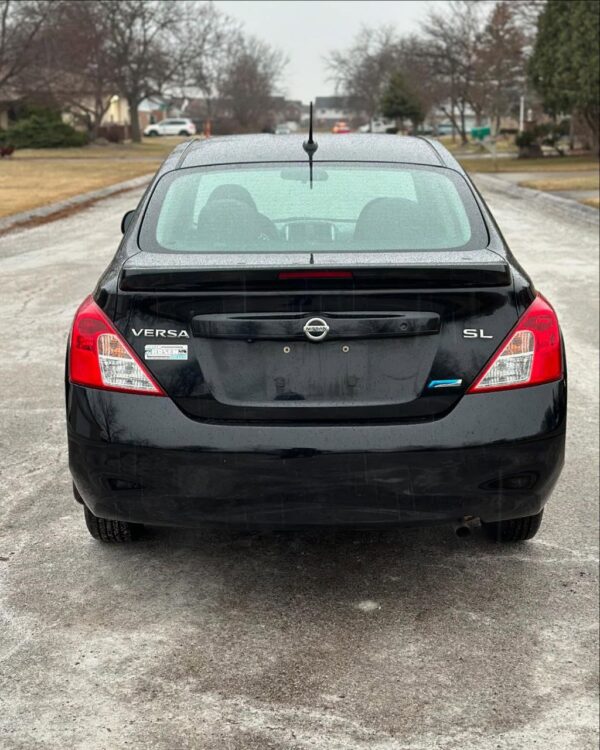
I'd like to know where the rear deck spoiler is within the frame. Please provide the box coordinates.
[119,264,511,294]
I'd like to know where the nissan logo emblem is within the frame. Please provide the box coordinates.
[303,317,330,342]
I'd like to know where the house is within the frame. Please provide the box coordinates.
[136,97,169,130]
[163,93,307,134]
[95,96,168,139]
[281,99,304,124]
[314,96,353,128]
[267,97,304,125]
[426,102,484,136]
[101,95,129,127]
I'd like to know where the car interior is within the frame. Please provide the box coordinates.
[150,166,477,253]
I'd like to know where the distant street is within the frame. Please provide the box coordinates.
[0,184,598,750]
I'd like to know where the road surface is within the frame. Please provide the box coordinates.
[0,184,598,750]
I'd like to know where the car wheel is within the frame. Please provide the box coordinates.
[178,130,189,136]
[147,130,158,137]
[483,509,543,542]
[83,505,141,543]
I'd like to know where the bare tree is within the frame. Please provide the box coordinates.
[171,3,241,124]
[104,0,201,142]
[420,1,485,143]
[395,34,446,129]
[219,35,287,131]
[476,1,527,134]
[324,2,533,140]
[0,0,54,98]
[326,26,400,120]
[511,0,547,46]
[39,1,117,137]
[36,0,235,140]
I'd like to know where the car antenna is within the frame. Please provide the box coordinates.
[302,101,318,189]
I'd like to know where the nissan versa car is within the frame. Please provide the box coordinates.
[65,133,566,544]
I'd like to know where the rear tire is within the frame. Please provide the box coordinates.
[483,509,543,542]
[83,505,141,543]
[178,130,189,136]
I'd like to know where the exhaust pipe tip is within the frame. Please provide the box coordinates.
[453,516,481,538]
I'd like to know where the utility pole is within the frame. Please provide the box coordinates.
[519,95,525,133]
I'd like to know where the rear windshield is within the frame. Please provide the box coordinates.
[139,162,488,253]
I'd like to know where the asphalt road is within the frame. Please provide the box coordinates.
[0,184,598,750]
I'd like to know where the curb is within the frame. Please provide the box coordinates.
[472,173,599,227]
[0,174,152,234]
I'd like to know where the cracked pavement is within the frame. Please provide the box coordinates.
[0,182,598,749]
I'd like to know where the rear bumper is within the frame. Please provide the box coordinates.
[67,381,566,528]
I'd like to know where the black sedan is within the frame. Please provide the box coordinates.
[66,133,566,543]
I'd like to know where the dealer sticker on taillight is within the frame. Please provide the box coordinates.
[144,344,188,361]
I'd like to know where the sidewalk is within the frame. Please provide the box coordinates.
[472,172,599,226]
[488,169,599,208]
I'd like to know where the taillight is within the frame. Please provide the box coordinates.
[69,296,165,395]
[468,294,563,393]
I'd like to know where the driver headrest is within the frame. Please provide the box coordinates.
[207,184,257,212]
[354,197,427,247]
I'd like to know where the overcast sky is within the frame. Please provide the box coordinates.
[214,1,434,103]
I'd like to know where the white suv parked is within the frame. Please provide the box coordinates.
[144,118,196,137]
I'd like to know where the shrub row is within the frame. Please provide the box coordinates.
[0,115,88,149]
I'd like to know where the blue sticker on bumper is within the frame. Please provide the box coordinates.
[428,379,463,389]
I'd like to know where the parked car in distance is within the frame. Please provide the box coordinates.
[144,118,196,137]
[331,121,351,134]
[66,133,566,545]
[358,118,396,134]
[434,123,455,137]
[275,124,292,135]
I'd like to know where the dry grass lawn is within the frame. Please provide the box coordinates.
[0,137,189,218]
[582,196,600,208]
[13,136,186,161]
[459,155,599,173]
[518,174,600,192]
[438,135,518,155]
[0,158,158,218]
[1,133,599,220]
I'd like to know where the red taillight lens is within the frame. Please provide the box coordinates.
[468,294,563,393]
[69,296,165,396]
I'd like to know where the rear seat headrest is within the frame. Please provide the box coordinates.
[354,196,427,247]
[196,198,264,245]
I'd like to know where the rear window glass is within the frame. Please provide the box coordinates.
[139,162,488,253]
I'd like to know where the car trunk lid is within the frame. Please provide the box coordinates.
[113,251,516,422]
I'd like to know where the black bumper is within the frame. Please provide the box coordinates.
[66,381,566,528]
